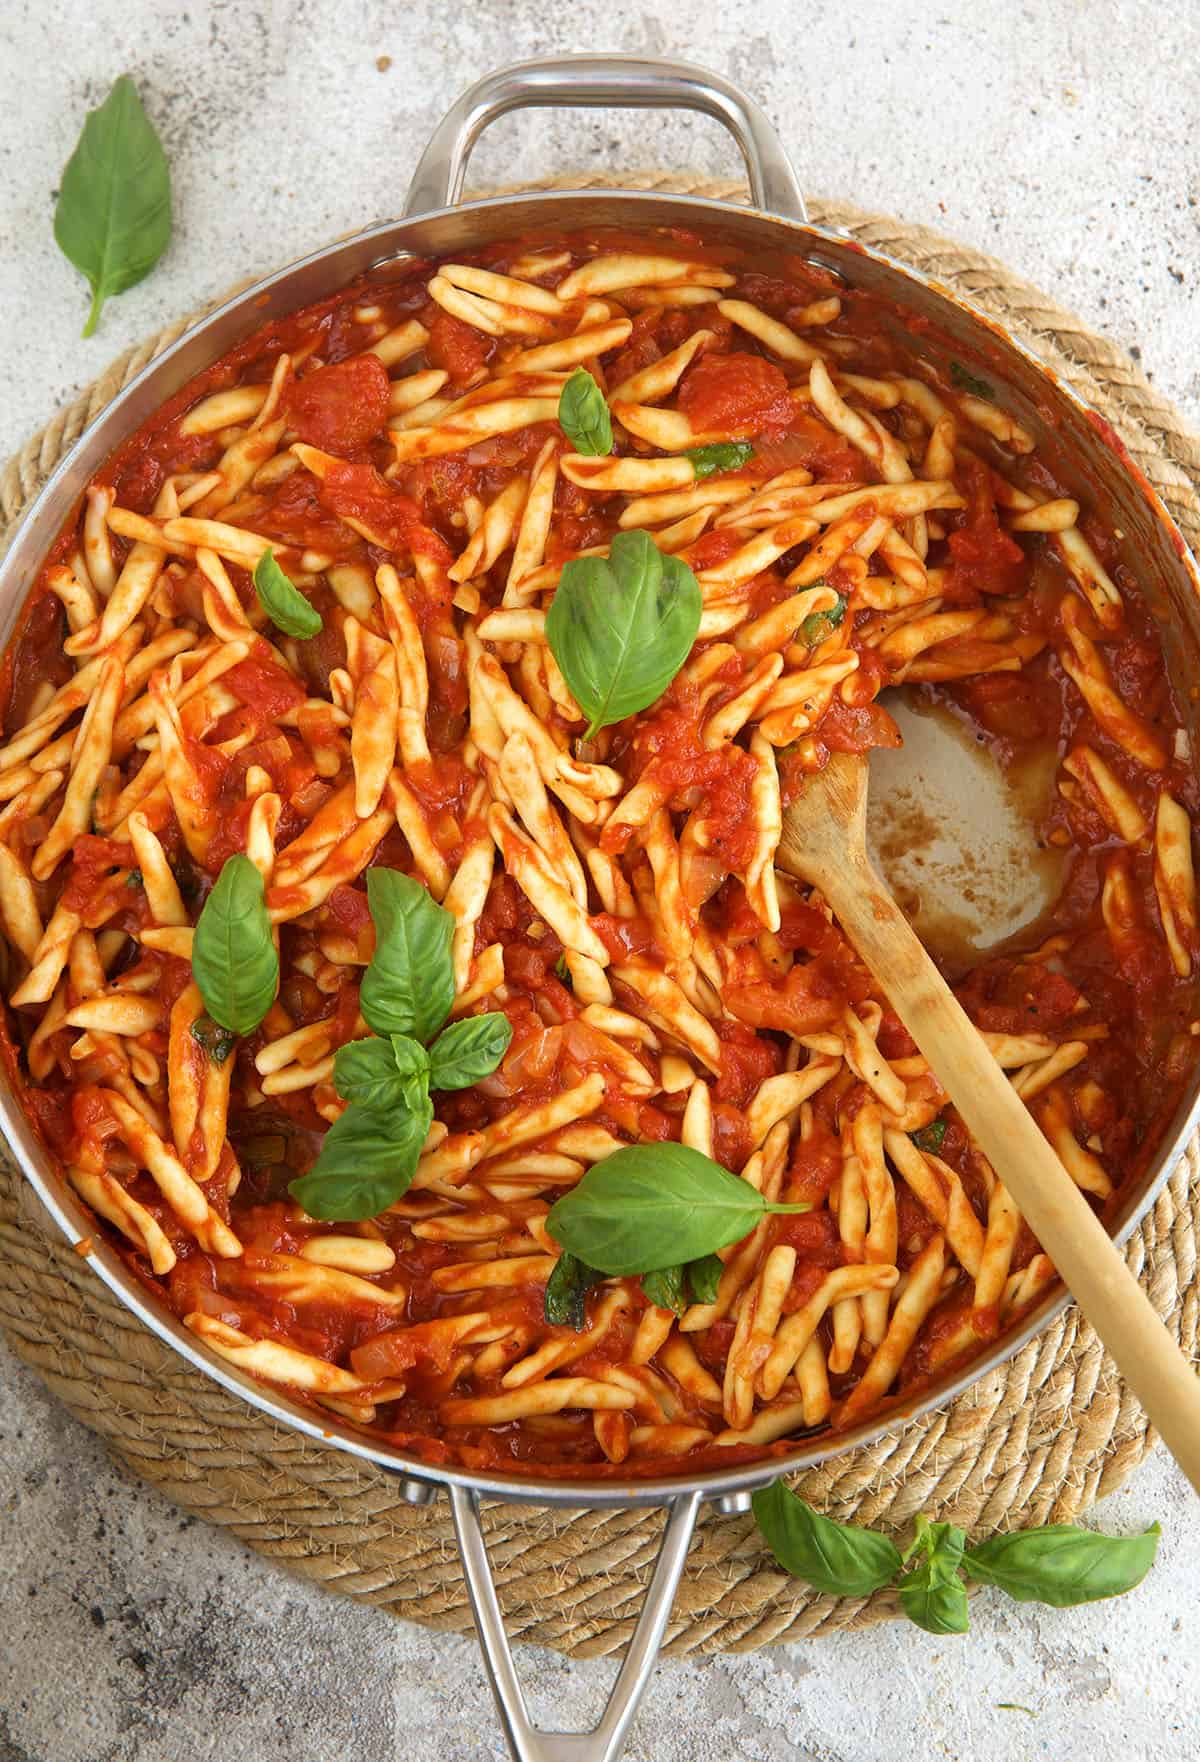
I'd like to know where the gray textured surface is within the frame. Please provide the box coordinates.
[1,3,1199,1759]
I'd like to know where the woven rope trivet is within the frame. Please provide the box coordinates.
[2,177,1199,1658]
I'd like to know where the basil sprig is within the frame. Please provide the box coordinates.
[558,368,613,455]
[545,1143,811,1275]
[192,855,278,1037]
[253,549,323,640]
[685,440,754,480]
[753,1482,1161,1634]
[54,76,172,338]
[332,1035,430,1109]
[288,870,512,1222]
[897,1517,970,1634]
[545,530,702,738]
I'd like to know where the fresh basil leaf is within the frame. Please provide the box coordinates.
[390,1033,434,1082]
[558,368,613,455]
[54,75,172,337]
[428,1013,512,1090]
[545,530,702,738]
[190,1014,236,1065]
[643,1254,724,1311]
[191,854,278,1037]
[127,868,143,888]
[554,954,572,985]
[289,1095,432,1221]
[544,1251,604,1331]
[964,1522,1160,1607]
[897,1517,970,1635]
[359,868,454,1044]
[546,1143,809,1275]
[641,1264,686,1313]
[752,1481,903,1598]
[798,591,847,646]
[898,1559,970,1635]
[910,1118,947,1154]
[686,440,754,480]
[333,1035,429,1109]
[950,360,996,401]
[252,548,323,640]
[686,1252,724,1305]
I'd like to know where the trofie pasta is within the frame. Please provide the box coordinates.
[1,227,1197,1476]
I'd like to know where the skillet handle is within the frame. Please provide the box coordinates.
[404,55,807,222]
[450,1484,702,1762]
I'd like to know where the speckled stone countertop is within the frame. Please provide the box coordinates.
[2,4,1199,1759]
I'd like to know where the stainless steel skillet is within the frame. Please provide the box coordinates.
[3,54,1200,1762]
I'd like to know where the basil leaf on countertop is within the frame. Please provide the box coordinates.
[686,440,754,480]
[191,854,278,1037]
[964,1522,1160,1607]
[544,1250,605,1331]
[359,868,455,1044]
[545,529,702,738]
[752,1481,903,1599]
[546,1143,811,1275]
[54,75,172,337]
[428,1012,513,1091]
[289,1092,433,1222]
[558,368,613,456]
[897,1518,970,1635]
[253,548,323,640]
[333,1035,430,1110]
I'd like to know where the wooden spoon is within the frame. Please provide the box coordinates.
[778,751,1200,1494]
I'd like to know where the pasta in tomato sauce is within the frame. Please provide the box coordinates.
[1,226,1197,1476]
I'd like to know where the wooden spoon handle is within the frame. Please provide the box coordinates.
[822,851,1200,1494]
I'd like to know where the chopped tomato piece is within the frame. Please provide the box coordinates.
[286,353,391,452]
[677,351,793,436]
[725,965,843,1036]
[591,913,656,962]
[817,697,903,754]
[785,1126,844,1203]
[225,648,307,718]
[713,1020,781,1107]
[427,311,494,385]
[945,456,1027,596]
[60,836,136,909]
[324,885,372,934]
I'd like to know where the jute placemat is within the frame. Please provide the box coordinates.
[2,178,1198,1657]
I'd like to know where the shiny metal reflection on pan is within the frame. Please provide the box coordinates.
[3,55,1200,1762]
